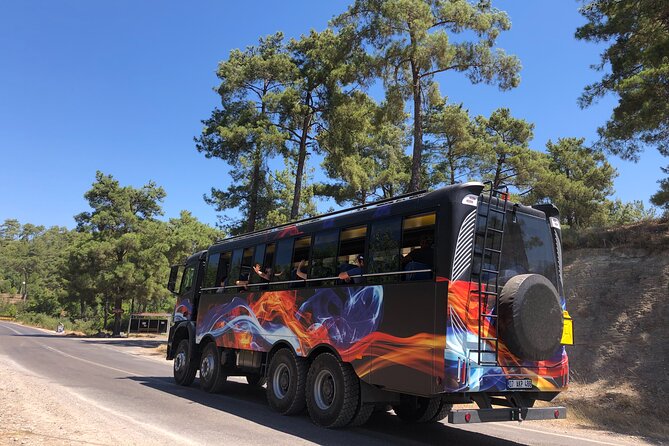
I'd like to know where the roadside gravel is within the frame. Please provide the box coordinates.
[0,336,176,446]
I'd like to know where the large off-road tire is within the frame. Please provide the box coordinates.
[498,274,563,361]
[428,399,453,423]
[199,343,227,393]
[246,373,267,387]
[349,402,374,427]
[173,339,197,387]
[266,348,307,415]
[393,395,441,423]
[306,353,360,428]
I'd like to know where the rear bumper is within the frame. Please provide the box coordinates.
[448,406,566,424]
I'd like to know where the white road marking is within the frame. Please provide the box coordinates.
[42,344,142,376]
[0,322,25,335]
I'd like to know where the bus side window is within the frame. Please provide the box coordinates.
[401,212,436,280]
[290,236,312,288]
[237,246,255,290]
[271,238,294,289]
[337,225,367,284]
[368,217,402,283]
[217,251,231,288]
[248,244,266,288]
[203,253,220,288]
[226,249,244,292]
[311,229,339,285]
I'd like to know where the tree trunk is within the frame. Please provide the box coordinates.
[112,296,123,336]
[449,148,456,185]
[409,63,423,192]
[103,296,109,333]
[247,150,262,233]
[291,114,311,220]
[493,156,505,189]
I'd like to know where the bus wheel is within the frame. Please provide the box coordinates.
[393,395,440,423]
[306,353,359,428]
[428,399,453,423]
[349,402,374,427]
[266,348,307,415]
[173,339,197,386]
[199,343,227,393]
[246,373,267,387]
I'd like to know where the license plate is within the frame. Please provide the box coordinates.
[507,378,533,390]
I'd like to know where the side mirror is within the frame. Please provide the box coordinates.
[167,265,181,293]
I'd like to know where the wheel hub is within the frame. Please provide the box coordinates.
[314,370,336,410]
[174,351,186,372]
[201,354,214,381]
[273,363,290,399]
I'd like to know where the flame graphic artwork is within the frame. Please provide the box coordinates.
[196,286,443,379]
[194,280,567,392]
[174,299,192,322]
[445,280,569,392]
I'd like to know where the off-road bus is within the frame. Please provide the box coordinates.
[166,182,573,428]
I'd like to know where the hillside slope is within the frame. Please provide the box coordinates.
[558,223,668,440]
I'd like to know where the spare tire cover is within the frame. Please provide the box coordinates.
[498,274,563,361]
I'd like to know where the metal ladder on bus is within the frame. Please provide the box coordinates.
[470,182,509,366]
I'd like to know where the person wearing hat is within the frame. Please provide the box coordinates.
[338,255,365,284]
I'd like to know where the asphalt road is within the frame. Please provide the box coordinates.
[0,321,633,446]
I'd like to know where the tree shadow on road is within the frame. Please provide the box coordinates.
[125,376,524,446]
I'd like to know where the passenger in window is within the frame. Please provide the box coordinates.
[290,259,309,288]
[402,236,434,280]
[402,236,434,267]
[252,263,273,282]
[295,259,308,280]
[338,255,365,284]
[235,273,250,290]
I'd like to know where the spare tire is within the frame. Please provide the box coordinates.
[498,274,563,361]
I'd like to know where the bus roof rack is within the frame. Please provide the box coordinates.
[213,188,429,247]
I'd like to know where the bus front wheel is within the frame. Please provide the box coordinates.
[173,339,197,386]
[266,348,307,415]
[199,342,227,393]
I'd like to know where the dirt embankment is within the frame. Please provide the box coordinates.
[558,222,669,441]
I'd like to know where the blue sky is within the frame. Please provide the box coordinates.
[0,1,664,229]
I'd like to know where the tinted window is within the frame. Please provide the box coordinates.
[272,238,294,286]
[249,244,266,286]
[218,251,231,286]
[500,213,558,288]
[291,236,311,285]
[227,249,244,288]
[204,253,220,288]
[312,229,339,280]
[179,266,195,294]
[239,246,255,283]
[368,218,401,278]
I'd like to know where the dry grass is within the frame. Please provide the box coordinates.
[563,219,669,251]
[153,344,167,356]
[544,380,669,442]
